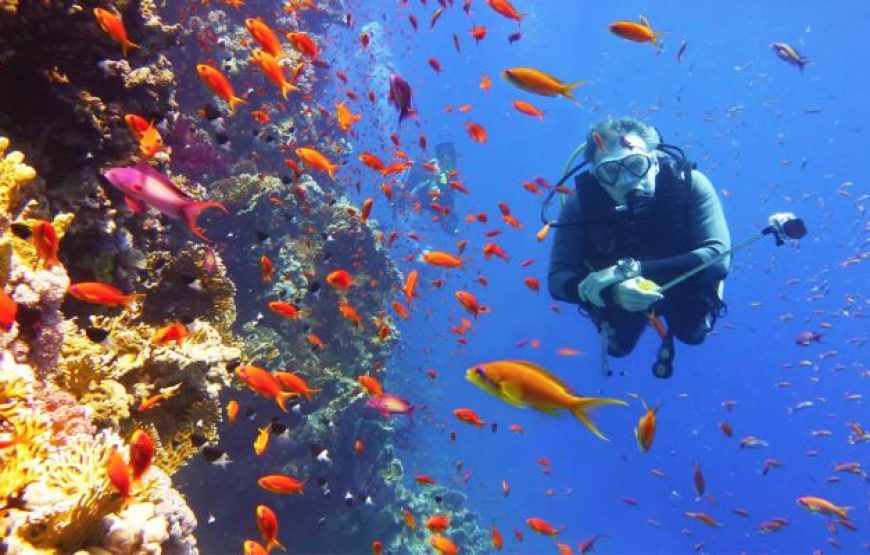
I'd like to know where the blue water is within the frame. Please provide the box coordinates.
[182,1,870,552]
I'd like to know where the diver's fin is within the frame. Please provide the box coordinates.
[570,396,629,441]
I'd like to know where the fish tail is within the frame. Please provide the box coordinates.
[122,293,146,309]
[122,39,141,58]
[280,80,299,100]
[228,95,247,115]
[182,200,229,243]
[651,31,667,48]
[267,538,287,552]
[561,81,588,103]
[275,391,298,413]
[570,396,628,441]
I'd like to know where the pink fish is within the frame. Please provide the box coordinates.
[388,74,416,125]
[102,166,228,243]
[366,393,415,418]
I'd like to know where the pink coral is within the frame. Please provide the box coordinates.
[30,380,95,445]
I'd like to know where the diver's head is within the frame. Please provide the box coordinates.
[435,142,457,172]
[585,117,661,204]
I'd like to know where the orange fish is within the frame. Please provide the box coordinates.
[236,365,297,413]
[268,301,303,320]
[336,101,362,132]
[491,525,503,550]
[466,122,488,143]
[260,255,274,283]
[138,383,182,413]
[258,474,306,495]
[480,74,492,90]
[68,282,144,308]
[286,32,320,57]
[371,540,383,555]
[358,152,388,174]
[486,0,526,23]
[634,399,661,453]
[243,541,268,555]
[470,25,488,43]
[31,220,60,268]
[454,407,486,428]
[483,242,509,262]
[360,198,374,223]
[415,474,436,485]
[403,270,419,306]
[306,333,325,350]
[93,8,139,57]
[402,508,416,529]
[526,517,564,536]
[610,19,664,47]
[196,64,246,115]
[296,147,338,180]
[274,371,320,400]
[124,113,151,138]
[392,301,410,320]
[128,429,154,483]
[106,447,132,497]
[455,290,487,319]
[512,100,545,119]
[502,67,585,101]
[426,514,451,533]
[245,18,283,58]
[354,439,364,455]
[253,425,271,456]
[429,535,458,555]
[251,50,299,100]
[338,300,362,327]
[358,374,383,396]
[796,496,850,519]
[422,250,463,268]
[523,277,540,292]
[326,269,353,290]
[138,124,165,158]
[227,399,240,422]
[152,321,188,346]
[256,505,286,553]
[684,512,722,527]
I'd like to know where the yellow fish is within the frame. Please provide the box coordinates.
[466,360,627,440]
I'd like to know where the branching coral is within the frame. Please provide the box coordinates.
[0,136,37,218]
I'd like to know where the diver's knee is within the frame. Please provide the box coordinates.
[675,328,706,346]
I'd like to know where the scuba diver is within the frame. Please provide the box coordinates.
[546,117,731,378]
[395,142,459,235]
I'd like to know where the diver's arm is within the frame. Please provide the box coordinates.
[639,170,731,284]
[547,194,587,304]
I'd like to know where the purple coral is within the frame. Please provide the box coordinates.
[167,116,228,179]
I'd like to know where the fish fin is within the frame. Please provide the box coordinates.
[124,195,148,214]
[181,200,228,243]
[267,538,287,552]
[499,382,526,408]
[570,396,629,441]
[121,293,146,310]
[228,95,247,115]
[275,391,298,413]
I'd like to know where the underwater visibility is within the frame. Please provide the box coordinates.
[0,0,868,553]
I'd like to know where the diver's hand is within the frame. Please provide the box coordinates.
[577,266,621,307]
[614,277,664,312]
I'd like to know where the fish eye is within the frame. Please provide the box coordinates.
[474,367,485,376]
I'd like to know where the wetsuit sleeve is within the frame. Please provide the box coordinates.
[639,170,731,285]
[547,194,587,304]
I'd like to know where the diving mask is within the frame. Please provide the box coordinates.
[594,153,653,188]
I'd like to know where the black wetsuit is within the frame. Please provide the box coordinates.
[547,162,731,356]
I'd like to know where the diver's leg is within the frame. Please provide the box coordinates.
[601,308,647,357]
[662,293,712,346]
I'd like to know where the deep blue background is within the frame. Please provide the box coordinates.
[365,1,870,553]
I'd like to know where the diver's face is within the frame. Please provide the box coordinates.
[593,133,658,203]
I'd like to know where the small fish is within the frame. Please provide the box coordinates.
[0,288,16,331]
[526,517,564,536]
[771,42,809,71]
[326,269,353,290]
[453,408,486,428]
[138,383,182,412]
[93,8,139,57]
[152,321,188,346]
[245,18,283,58]
[466,122,488,143]
[128,429,154,483]
[634,399,661,453]
[68,282,144,309]
[196,64,246,115]
[389,74,416,124]
[609,18,664,47]
[502,67,585,101]
[366,393,414,418]
[258,474,307,495]
[485,0,526,24]
[106,447,132,497]
[296,147,339,180]
[31,220,60,268]
[677,40,688,62]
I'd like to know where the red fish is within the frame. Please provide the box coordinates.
[93,8,139,57]
[236,365,297,413]
[256,505,286,553]
[258,474,306,495]
[128,429,154,483]
[68,282,143,309]
[486,0,526,24]
[454,408,486,428]
[0,287,17,331]
[106,448,132,497]
[196,64,246,115]
[326,269,353,290]
[31,220,60,268]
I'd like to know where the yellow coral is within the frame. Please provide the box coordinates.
[0,136,37,217]
[18,431,125,550]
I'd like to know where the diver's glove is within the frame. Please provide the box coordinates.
[613,277,664,312]
[577,265,622,307]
